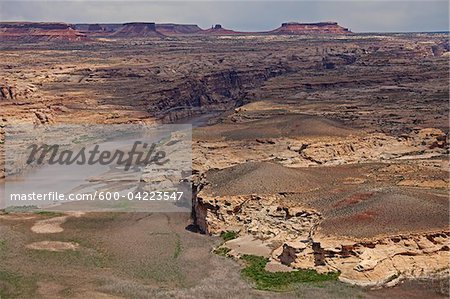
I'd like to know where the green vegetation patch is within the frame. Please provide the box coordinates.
[173,236,182,259]
[4,206,38,213]
[27,247,109,269]
[62,212,121,230]
[241,255,339,291]
[0,270,37,298]
[34,211,65,217]
[220,231,238,242]
[213,247,231,257]
[0,239,6,251]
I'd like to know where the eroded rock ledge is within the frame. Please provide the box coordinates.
[194,194,321,240]
[276,231,449,287]
[194,191,449,287]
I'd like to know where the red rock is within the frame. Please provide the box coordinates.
[271,22,351,35]
[0,21,352,41]
[155,23,202,35]
[0,22,88,42]
[112,22,164,38]
[74,23,122,34]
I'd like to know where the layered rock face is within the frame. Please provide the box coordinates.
[276,232,449,287]
[76,23,203,37]
[87,24,103,32]
[0,84,15,101]
[271,22,351,34]
[0,21,351,40]
[74,23,122,33]
[112,22,163,38]
[199,191,449,286]
[0,22,87,42]
[155,23,203,35]
[194,159,449,287]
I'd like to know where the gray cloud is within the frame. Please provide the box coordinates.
[0,1,448,32]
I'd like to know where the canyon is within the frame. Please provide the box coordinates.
[0,21,449,298]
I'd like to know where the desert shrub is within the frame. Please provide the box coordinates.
[241,255,339,291]
[220,231,238,242]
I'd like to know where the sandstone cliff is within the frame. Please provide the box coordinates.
[271,22,351,35]
[111,22,164,38]
[0,22,88,42]
[1,21,351,40]
[156,23,203,35]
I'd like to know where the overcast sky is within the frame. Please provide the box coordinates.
[0,1,448,33]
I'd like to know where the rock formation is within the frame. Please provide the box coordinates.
[271,22,351,34]
[155,23,203,35]
[111,22,164,38]
[275,232,449,287]
[74,23,122,33]
[0,22,88,42]
[193,159,449,287]
[0,85,15,101]
[202,24,241,35]
[1,21,352,40]
[87,24,103,32]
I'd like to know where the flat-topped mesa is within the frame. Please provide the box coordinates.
[74,23,122,33]
[112,22,164,37]
[126,22,156,31]
[87,24,103,32]
[155,23,202,35]
[0,21,352,40]
[0,22,88,42]
[272,21,351,34]
[0,22,73,30]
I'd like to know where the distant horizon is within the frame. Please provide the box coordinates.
[1,19,449,34]
[0,1,449,33]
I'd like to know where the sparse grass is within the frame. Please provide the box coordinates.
[62,212,121,230]
[213,231,237,257]
[173,236,182,259]
[113,200,131,210]
[27,247,109,269]
[135,262,185,286]
[33,210,65,217]
[0,239,6,251]
[240,255,339,291]
[59,287,75,297]
[213,247,231,257]
[4,206,38,213]
[132,233,186,286]
[0,270,37,298]
[220,231,238,242]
